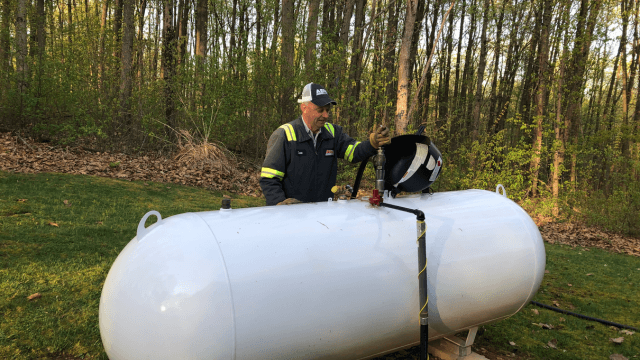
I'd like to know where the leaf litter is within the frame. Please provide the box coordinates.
[0,132,262,197]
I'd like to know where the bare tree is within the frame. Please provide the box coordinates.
[162,0,177,135]
[280,0,295,122]
[530,0,553,197]
[304,0,320,79]
[16,0,28,93]
[471,0,490,142]
[395,0,419,134]
[119,0,135,129]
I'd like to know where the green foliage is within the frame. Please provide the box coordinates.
[437,125,533,202]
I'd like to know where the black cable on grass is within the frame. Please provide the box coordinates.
[530,301,638,331]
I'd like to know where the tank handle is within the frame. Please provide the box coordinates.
[495,184,507,198]
[137,210,162,241]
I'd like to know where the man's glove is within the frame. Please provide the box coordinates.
[369,125,391,149]
[277,198,302,205]
[331,185,352,200]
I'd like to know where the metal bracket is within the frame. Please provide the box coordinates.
[428,327,488,360]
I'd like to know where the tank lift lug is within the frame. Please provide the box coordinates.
[428,327,489,360]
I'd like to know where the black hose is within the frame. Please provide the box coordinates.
[379,202,425,221]
[350,156,371,199]
[530,301,638,331]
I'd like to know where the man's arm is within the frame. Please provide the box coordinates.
[333,124,377,163]
[260,129,288,205]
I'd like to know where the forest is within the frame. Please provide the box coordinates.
[0,0,638,234]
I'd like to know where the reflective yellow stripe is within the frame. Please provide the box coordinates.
[344,141,360,162]
[324,123,335,137]
[260,167,285,180]
[278,124,297,141]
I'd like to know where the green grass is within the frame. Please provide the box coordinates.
[0,171,264,359]
[474,244,640,359]
[1,171,638,359]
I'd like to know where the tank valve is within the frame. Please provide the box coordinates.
[369,147,386,206]
[221,196,231,210]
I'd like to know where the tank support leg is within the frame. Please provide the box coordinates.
[428,327,489,360]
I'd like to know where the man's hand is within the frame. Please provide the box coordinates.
[277,198,302,205]
[331,185,352,200]
[369,125,391,149]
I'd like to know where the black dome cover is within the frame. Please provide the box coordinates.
[382,135,443,193]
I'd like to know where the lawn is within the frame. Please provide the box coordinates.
[1,171,638,359]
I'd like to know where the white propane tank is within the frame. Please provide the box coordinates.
[99,189,545,360]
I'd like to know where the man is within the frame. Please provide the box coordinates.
[260,82,390,205]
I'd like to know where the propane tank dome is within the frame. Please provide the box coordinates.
[383,135,443,194]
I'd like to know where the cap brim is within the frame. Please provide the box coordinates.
[311,97,337,107]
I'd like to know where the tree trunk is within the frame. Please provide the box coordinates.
[552,35,567,217]
[0,0,11,82]
[280,0,295,123]
[153,2,160,79]
[395,0,419,134]
[119,0,135,129]
[564,0,601,187]
[35,0,45,97]
[114,0,124,62]
[162,0,177,136]
[621,0,632,157]
[177,0,190,67]
[471,0,490,142]
[487,0,506,133]
[438,0,452,131]
[345,0,366,134]
[99,0,110,90]
[382,0,399,126]
[460,0,477,131]
[530,0,553,197]
[67,0,73,47]
[304,0,320,80]
[16,0,28,93]
[195,0,208,68]
[135,0,147,90]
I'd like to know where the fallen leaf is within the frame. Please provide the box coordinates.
[567,283,572,287]
[532,309,539,315]
[559,317,565,322]
[620,330,634,335]
[610,354,628,360]
[96,221,103,225]
[545,270,550,274]
[553,301,561,307]
[610,337,624,344]
[17,198,27,202]
[547,339,557,349]
[63,200,71,207]
[532,323,554,329]
[586,273,593,276]
[27,293,41,300]
[48,222,59,227]
[509,341,516,346]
